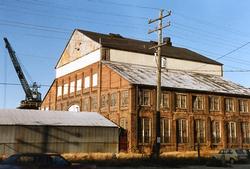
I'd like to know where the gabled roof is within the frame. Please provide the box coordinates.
[0,109,118,127]
[103,61,250,96]
[77,29,222,65]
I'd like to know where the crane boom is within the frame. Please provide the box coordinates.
[3,37,41,109]
[4,38,33,99]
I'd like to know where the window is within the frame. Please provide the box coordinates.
[225,98,234,112]
[63,83,68,95]
[68,104,80,112]
[177,119,188,143]
[82,97,89,111]
[92,73,98,87]
[84,76,90,88]
[209,96,220,111]
[193,96,203,110]
[121,90,129,107]
[91,96,97,110]
[139,118,151,144]
[228,122,237,144]
[212,121,221,144]
[161,118,171,143]
[239,100,248,113]
[161,92,170,108]
[110,92,117,107]
[101,94,109,108]
[194,119,205,143]
[140,90,150,106]
[70,81,75,93]
[176,94,187,109]
[242,122,250,144]
[57,86,62,97]
[76,79,82,91]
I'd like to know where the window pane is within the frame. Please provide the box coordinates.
[84,76,90,88]
[92,73,98,87]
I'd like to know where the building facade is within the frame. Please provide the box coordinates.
[41,29,250,153]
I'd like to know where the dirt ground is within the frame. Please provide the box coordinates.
[100,164,250,169]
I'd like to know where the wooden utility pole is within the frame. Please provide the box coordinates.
[148,9,171,158]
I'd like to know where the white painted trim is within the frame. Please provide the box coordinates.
[56,49,100,78]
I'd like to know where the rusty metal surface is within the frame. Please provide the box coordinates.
[104,61,250,96]
[0,109,118,127]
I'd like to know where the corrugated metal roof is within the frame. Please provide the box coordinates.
[77,29,222,65]
[0,109,118,127]
[104,61,250,96]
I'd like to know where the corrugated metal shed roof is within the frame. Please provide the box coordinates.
[104,61,250,96]
[0,109,118,127]
[77,29,222,66]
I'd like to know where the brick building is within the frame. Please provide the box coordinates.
[41,29,250,153]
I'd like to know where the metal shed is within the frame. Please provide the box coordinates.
[0,109,119,156]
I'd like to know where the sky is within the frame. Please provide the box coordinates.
[1,0,250,108]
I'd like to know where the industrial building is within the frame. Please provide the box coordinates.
[41,29,250,153]
[0,109,119,156]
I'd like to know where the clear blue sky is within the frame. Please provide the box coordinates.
[1,0,250,108]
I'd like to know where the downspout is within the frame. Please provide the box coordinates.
[97,38,102,113]
[136,85,142,151]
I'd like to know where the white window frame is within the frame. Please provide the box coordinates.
[57,86,62,97]
[70,81,75,93]
[193,96,204,110]
[63,83,68,95]
[76,79,82,91]
[92,73,98,87]
[161,118,171,143]
[239,99,249,113]
[176,94,187,109]
[84,76,90,89]
[209,96,220,111]
[225,98,234,112]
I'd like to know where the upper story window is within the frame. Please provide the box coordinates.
[63,83,68,95]
[110,92,117,107]
[140,90,150,106]
[176,94,187,109]
[121,90,129,107]
[57,86,62,97]
[70,81,75,93]
[239,99,249,113]
[92,73,98,87]
[209,96,220,111]
[76,79,82,91]
[84,76,90,89]
[193,96,204,110]
[225,98,234,112]
[161,92,170,108]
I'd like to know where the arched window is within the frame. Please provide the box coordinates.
[68,104,80,112]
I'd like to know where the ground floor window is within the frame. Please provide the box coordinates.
[194,119,205,143]
[161,118,171,143]
[228,122,237,144]
[212,121,221,144]
[139,118,151,144]
[177,119,188,143]
[242,122,250,144]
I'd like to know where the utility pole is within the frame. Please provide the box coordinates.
[148,9,171,158]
